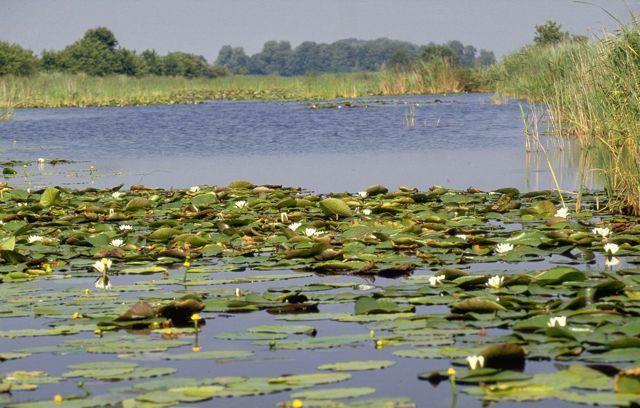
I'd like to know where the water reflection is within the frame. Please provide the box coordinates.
[0,93,599,193]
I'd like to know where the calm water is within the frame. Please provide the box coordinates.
[1,93,593,192]
[0,94,593,407]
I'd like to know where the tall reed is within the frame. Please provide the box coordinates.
[495,21,640,215]
[0,65,487,109]
[0,81,15,121]
[378,59,482,95]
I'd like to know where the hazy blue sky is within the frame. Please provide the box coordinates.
[2,0,639,60]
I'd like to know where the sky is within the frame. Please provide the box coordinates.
[1,0,639,61]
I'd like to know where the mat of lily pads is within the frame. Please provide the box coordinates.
[1,181,640,407]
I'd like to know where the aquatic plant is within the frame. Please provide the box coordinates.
[0,182,638,406]
[0,67,486,109]
[494,20,640,215]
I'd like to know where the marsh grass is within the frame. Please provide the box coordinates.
[0,66,487,109]
[0,72,378,108]
[378,59,483,95]
[0,81,15,121]
[496,21,640,215]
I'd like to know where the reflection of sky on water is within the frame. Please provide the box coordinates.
[1,93,597,192]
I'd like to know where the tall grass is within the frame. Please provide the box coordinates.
[0,81,15,120]
[495,21,640,215]
[0,72,375,108]
[0,62,486,109]
[379,59,484,95]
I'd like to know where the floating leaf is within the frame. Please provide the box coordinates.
[319,198,353,217]
[39,187,60,207]
[291,386,376,400]
[318,360,396,371]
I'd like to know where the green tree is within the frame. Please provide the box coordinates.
[419,43,458,65]
[84,27,119,51]
[141,49,164,75]
[534,21,569,45]
[51,27,121,75]
[251,41,292,75]
[215,45,250,74]
[475,49,496,67]
[388,48,413,70]
[287,41,324,75]
[116,49,144,76]
[163,52,214,77]
[0,41,39,76]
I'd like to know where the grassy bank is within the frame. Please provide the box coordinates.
[0,61,486,108]
[493,23,640,215]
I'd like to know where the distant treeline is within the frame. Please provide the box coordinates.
[215,38,496,75]
[0,27,496,78]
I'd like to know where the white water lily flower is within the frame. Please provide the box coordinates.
[495,243,514,254]
[547,316,567,328]
[554,207,569,218]
[280,212,289,223]
[455,234,467,240]
[111,192,124,199]
[358,191,368,198]
[466,355,485,370]
[118,224,133,231]
[235,287,242,297]
[288,222,302,232]
[304,227,317,237]
[92,258,112,274]
[110,239,124,248]
[355,284,375,291]
[592,227,611,238]
[109,208,115,216]
[604,243,619,255]
[486,275,504,289]
[37,158,45,164]
[189,185,201,193]
[94,275,111,290]
[362,209,372,216]
[234,200,247,209]
[428,275,445,287]
[27,235,44,244]
[605,256,620,268]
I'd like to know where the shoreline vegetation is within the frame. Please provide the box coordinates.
[0,26,494,108]
[1,20,640,215]
[493,20,640,216]
[0,62,487,109]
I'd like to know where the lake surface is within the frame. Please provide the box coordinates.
[0,94,601,407]
[1,93,594,193]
